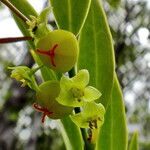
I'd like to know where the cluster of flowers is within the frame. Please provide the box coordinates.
[9,7,105,143]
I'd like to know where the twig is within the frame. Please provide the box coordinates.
[0,36,33,43]
[0,0,30,23]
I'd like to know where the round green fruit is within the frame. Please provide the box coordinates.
[36,80,73,119]
[35,29,79,73]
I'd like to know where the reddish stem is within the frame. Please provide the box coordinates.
[33,103,53,123]
[0,36,33,43]
[36,44,58,67]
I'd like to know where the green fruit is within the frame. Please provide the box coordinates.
[36,81,73,119]
[35,29,79,73]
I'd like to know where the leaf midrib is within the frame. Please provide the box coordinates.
[91,7,98,87]
[67,0,72,31]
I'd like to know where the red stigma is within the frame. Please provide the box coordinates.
[32,103,53,123]
[36,44,58,67]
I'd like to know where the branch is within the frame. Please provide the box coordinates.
[1,0,30,23]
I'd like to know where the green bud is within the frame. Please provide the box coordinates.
[8,66,39,90]
[27,7,51,39]
[35,29,79,73]
[36,81,73,120]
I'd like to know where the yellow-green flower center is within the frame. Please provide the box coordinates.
[70,87,84,99]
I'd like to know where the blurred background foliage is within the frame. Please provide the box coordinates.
[0,0,150,149]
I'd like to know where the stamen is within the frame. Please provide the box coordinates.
[32,103,53,123]
[89,119,98,129]
[36,44,58,67]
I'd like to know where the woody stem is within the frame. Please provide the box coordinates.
[1,0,30,23]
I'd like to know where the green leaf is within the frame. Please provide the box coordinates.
[78,0,115,108]
[49,0,91,35]
[59,117,84,150]
[11,0,37,48]
[107,0,121,8]
[129,132,139,150]
[38,7,51,24]
[10,0,37,19]
[97,75,128,150]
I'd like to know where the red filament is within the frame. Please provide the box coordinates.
[36,44,58,67]
[33,103,53,123]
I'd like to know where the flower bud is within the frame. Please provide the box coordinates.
[36,81,73,120]
[35,29,79,73]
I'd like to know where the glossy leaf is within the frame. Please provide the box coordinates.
[97,75,128,150]
[78,0,115,108]
[107,0,121,8]
[10,0,37,19]
[50,0,91,35]
[129,132,138,150]
[58,117,84,150]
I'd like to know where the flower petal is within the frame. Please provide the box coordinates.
[56,89,84,107]
[60,75,73,90]
[70,113,89,128]
[9,66,32,83]
[83,86,101,102]
[70,102,105,128]
[72,69,89,88]
[83,102,105,119]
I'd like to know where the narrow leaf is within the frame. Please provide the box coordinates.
[97,75,128,150]
[129,132,139,150]
[59,117,84,150]
[78,0,115,108]
[107,0,121,8]
[10,0,37,18]
[50,0,91,35]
